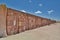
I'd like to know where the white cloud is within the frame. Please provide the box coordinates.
[35,10,42,14]
[39,4,43,7]
[48,10,54,14]
[20,10,26,12]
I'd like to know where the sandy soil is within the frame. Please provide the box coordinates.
[0,23,60,40]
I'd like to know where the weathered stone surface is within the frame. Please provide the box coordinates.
[0,4,7,37]
[0,4,56,37]
[6,8,56,35]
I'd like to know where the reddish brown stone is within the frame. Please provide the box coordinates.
[0,4,56,37]
[7,9,19,35]
[41,18,49,26]
[27,15,36,30]
[0,4,7,37]
[18,13,29,32]
[35,17,42,27]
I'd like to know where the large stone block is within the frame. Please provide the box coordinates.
[0,4,7,37]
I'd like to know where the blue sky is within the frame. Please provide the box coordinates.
[0,0,60,21]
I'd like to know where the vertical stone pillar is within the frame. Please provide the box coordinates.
[0,4,7,37]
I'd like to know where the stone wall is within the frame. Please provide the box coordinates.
[0,4,56,37]
[6,8,56,35]
[0,4,7,37]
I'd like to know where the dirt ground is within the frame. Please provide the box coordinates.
[0,23,60,40]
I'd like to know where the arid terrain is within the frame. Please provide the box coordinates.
[0,23,60,40]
